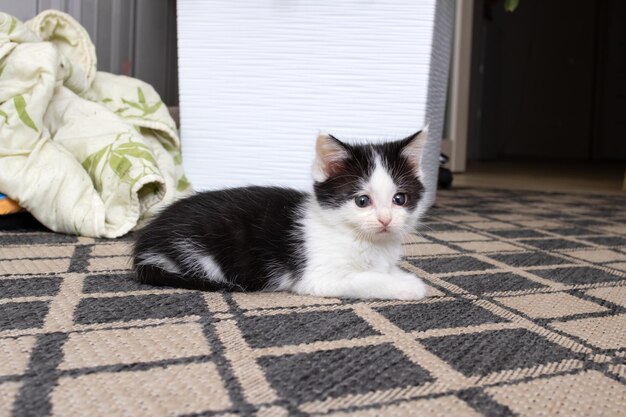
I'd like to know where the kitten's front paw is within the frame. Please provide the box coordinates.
[393,277,428,300]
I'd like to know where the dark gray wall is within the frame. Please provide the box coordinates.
[468,0,625,161]
[593,0,626,160]
[0,0,178,105]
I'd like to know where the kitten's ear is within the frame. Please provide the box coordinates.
[312,133,349,182]
[400,127,428,171]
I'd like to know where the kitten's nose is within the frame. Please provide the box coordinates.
[378,217,391,227]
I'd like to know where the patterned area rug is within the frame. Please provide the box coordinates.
[1,188,626,417]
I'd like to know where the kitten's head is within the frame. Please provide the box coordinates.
[312,130,427,242]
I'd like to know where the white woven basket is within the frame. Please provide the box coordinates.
[178,0,454,211]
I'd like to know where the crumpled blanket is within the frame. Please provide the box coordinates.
[0,10,191,238]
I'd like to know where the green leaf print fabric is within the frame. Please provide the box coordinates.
[0,11,191,238]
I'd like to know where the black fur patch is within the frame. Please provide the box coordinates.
[314,134,424,210]
[133,187,307,291]
[314,142,375,208]
[376,135,425,211]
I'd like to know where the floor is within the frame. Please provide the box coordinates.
[453,160,626,194]
[1,188,625,417]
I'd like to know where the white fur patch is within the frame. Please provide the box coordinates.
[176,240,228,284]
[197,255,228,283]
[137,253,181,275]
[265,272,294,291]
[367,156,396,209]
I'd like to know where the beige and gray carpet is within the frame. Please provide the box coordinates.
[1,188,626,417]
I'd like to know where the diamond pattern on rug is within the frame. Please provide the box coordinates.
[375,299,506,332]
[420,328,578,377]
[258,344,434,402]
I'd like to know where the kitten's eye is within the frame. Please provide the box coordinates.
[393,193,407,206]
[355,195,371,208]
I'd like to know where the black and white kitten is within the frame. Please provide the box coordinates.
[133,131,429,300]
